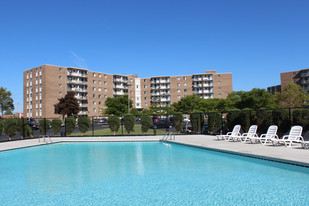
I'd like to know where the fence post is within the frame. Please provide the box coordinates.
[249,110,252,126]
[289,108,292,126]
[64,118,67,137]
[44,118,47,135]
[221,112,223,135]
[121,117,123,135]
[92,116,94,137]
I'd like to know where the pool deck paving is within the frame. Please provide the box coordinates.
[0,135,308,167]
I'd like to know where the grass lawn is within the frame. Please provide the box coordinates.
[70,125,167,136]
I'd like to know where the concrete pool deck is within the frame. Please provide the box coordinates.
[0,135,308,167]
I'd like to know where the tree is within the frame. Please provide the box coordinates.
[123,114,135,134]
[172,95,203,113]
[107,116,120,135]
[274,83,309,108]
[54,91,80,119]
[0,87,14,116]
[227,88,275,110]
[190,110,204,134]
[130,108,140,117]
[104,95,132,116]
[78,117,91,136]
[0,119,4,136]
[141,115,152,134]
[207,112,222,134]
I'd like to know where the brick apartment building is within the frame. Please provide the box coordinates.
[23,65,233,119]
[267,69,309,94]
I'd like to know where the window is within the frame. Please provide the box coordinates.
[59,68,62,71]
[177,77,180,80]
[98,94,102,98]
[98,80,101,85]
[93,80,96,84]
[177,95,181,99]
[104,75,107,79]
[177,83,180,87]
[104,95,107,98]
[93,87,96,91]
[184,89,187,92]
[144,97,148,100]
[218,87,221,90]
[59,92,62,95]
[93,108,96,112]
[145,103,148,106]
[93,94,96,98]
[144,85,147,88]
[99,74,102,78]
[104,81,107,85]
[144,79,147,82]
[144,91,148,94]
[136,97,140,100]
[184,83,187,86]
[293,72,296,75]
[104,88,107,92]
[177,89,180,93]
[59,84,62,87]
[93,73,96,77]
[93,101,96,105]
[99,101,102,105]
[59,76,62,79]
[218,81,221,84]
[183,77,187,80]
[218,93,222,97]
[218,74,221,78]
[98,88,102,92]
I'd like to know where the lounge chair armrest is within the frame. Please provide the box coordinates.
[295,136,304,142]
[242,133,248,136]
[282,135,289,140]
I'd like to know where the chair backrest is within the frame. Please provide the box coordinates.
[231,125,241,136]
[288,126,303,140]
[247,125,257,136]
[266,125,278,137]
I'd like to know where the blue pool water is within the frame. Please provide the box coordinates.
[0,142,309,205]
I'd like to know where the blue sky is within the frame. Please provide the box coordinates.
[0,0,308,112]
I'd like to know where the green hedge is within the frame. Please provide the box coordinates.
[39,119,51,135]
[173,112,183,134]
[65,118,76,136]
[0,119,3,136]
[207,112,222,134]
[123,114,135,134]
[292,109,309,132]
[141,115,152,134]
[190,111,204,134]
[52,119,62,135]
[78,117,91,135]
[108,116,120,135]
[17,118,33,139]
[4,119,16,140]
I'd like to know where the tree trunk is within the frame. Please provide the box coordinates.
[113,131,116,135]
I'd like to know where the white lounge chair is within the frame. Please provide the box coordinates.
[224,125,242,141]
[216,125,241,140]
[258,125,279,145]
[271,126,303,147]
[240,125,258,143]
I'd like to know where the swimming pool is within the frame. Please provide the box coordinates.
[0,142,308,205]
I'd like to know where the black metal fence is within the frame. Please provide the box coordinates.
[0,107,308,142]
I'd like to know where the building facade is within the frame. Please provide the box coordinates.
[267,68,309,94]
[23,65,233,119]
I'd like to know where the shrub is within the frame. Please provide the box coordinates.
[0,119,3,136]
[173,112,183,134]
[65,118,76,136]
[226,110,250,133]
[123,114,135,134]
[272,109,290,136]
[207,112,222,134]
[52,119,62,136]
[17,118,33,139]
[78,117,91,136]
[4,118,17,140]
[254,110,272,134]
[141,115,152,134]
[190,111,204,134]
[108,116,120,135]
[39,119,51,135]
[292,109,309,132]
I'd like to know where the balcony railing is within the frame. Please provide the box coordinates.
[68,88,88,92]
[67,80,88,85]
[67,72,88,77]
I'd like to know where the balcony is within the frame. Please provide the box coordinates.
[301,79,309,84]
[68,88,88,93]
[67,71,88,77]
[67,80,88,85]
[79,104,88,108]
[75,96,88,100]
[113,78,128,83]
[78,111,88,115]
[113,91,126,96]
